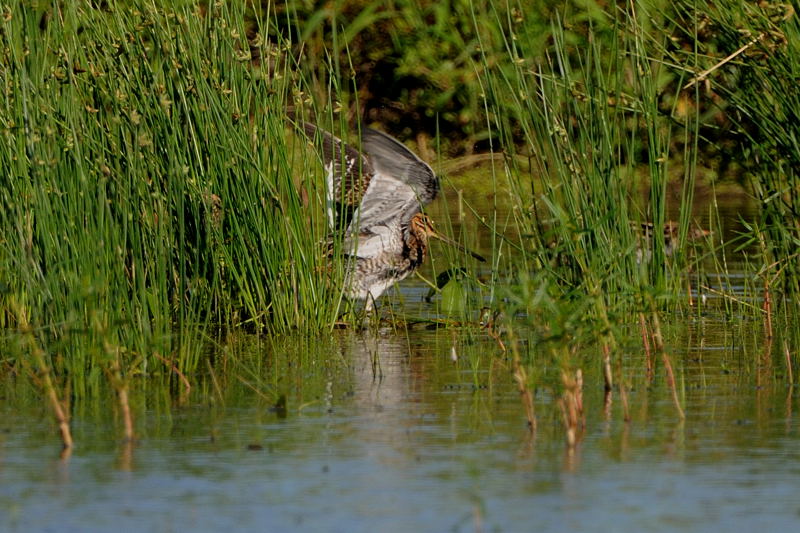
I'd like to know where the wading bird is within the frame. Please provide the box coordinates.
[636,221,712,263]
[302,123,483,312]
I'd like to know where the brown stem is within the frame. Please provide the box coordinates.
[784,341,794,385]
[17,307,73,452]
[763,276,773,340]
[639,312,653,381]
[560,369,584,449]
[511,341,536,434]
[154,351,192,401]
[575,369,584,426]
[617,357,630,423]
[651,312,685,420]
[104,349,134,442]
[661,351,685,420]
[602,342,613,392]
[559,398,576,449]
[603,388,612,421]
[113,362,134,442]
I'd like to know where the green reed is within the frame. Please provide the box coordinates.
[2,0,798,450]
[463,0,800,429]
[464,1,722,412]
[668,0,800,303]
[0,1,341,398]
[482,5,674,312]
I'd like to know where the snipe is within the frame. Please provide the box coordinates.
[637,221,712,263]
[302,123,483,311]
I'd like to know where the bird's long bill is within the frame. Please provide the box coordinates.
[429,231,487,262]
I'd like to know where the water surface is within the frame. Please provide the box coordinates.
[2,315,798,532]
[2,181,794,532]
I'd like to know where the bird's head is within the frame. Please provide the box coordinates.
[409,213,486,262]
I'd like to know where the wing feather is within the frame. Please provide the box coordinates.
[360,128,438,206]
[301,122,373,230]
[347,174,419,235]
[301,124,439,247]
[345,222,401,259]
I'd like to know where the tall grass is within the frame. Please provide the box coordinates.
[469,1,724,415]
[2,0,799,449]
[668,0,800,301]
[466,0,800,429]
[0,2,340,399]
[481,3,694,320]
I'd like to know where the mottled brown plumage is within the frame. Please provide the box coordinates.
[637,221,712,262]
[302,122,373,217]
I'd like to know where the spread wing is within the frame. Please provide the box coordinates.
[301,123,439,259]
[361,128,438,207]
[348,128,439,236]
[301,122,374,230]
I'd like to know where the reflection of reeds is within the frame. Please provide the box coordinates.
[13,301,73,453]
[602,343,613,392]
[510,339,536,434]
[639,312,654,381]
[559,369,583,449]
[650,312,685,421]
[105,355,134,442]
[154,352,192,404]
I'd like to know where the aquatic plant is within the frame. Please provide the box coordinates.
[467,1,725,429]
[1,0,798,453]
[0,0,342,409]
[666,0,800,302]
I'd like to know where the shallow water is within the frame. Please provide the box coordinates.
[3,183,794,532]
[2,312,799,532]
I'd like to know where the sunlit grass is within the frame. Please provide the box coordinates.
[0,2,341,401]
[1,0,798,451]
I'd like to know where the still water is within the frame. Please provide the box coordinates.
[2,185,797,531]
[2,305,799,532]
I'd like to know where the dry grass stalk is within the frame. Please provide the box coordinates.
[488,329,507,353]
[763,276,773,340]
[103,345,134,442]
[603,388,613,421]
[39,353,74,452]
[651,312,685,420]
[479,307,507,352]
[756,332,774,391]
[661,351,684,420]
[683,32,766,89]
[602,342,613,391]
[113,364,134,442]
[639,312,654,381]
[784,340,794,385]
[510,340,536,433]
[155,351,192,402]
[16,305,73,453]
[559,369,584,449]
[617,357,630,422]
[575,369,584,416]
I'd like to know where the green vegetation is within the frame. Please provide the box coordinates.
[0,2,340,396]
[1,0,799,448]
